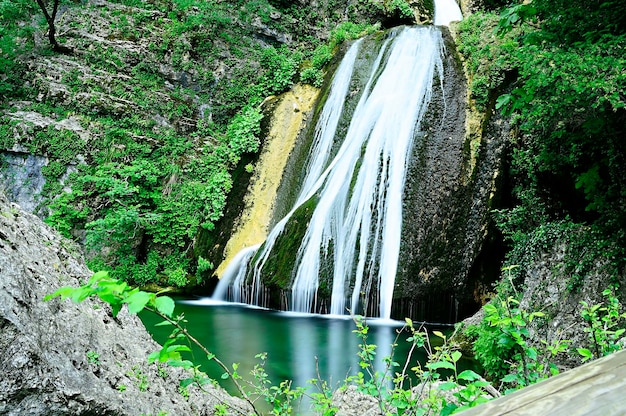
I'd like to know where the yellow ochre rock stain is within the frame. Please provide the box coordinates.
[215,84,320,277]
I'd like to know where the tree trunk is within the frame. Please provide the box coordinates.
[35,0,73,54]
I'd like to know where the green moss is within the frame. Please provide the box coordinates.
[257,196,319,289]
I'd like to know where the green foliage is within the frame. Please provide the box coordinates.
[298,22,378,88]
[128,365,150,392]
[165,267,188,288]
[87,350,101,365]
[365,0,414,19]
[49,272,497,415]
[475,294,556,389]
[49,271,626,415]
[0,0,37,100]
[578,288,626,361]
[386,0,414,19]
[348,317,493,415]
[465,266,558,385]
[455,12,521,111]
[3,0,390,291]
[493,215,621,292]
[224,105,263,164]
[257,46,301,97]
[458,2,626,268]
[0,120,17,149]
[467,267,625,391]
[195,256,213,284]
[45,270,176,318]
[458,3,626,292]
[300,67,325,88]
[329,21,379,48]
[310,44,333,70]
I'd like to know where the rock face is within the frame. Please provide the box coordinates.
[0,152,48,215]
[518,241,626,370]
[0,193,248,415]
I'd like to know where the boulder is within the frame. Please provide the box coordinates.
[0,193,249,415]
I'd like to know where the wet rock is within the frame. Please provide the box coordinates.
[333,386,380,416]
[0,152,48,215]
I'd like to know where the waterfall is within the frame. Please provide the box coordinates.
[434,0,463,26]
[214,0,463,320]
[288,27,446,319]
[213,244,260,303]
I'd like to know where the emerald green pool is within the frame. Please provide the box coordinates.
[141,299,470,397]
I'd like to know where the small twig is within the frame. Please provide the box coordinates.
[480,375,501,398]
[145,306,262,416]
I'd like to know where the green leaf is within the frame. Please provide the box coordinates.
[91,270,110,281]
[577,348,593,361]
[154,296,175,317]
[427,361,455,371]
[168,359,193,369]
[439,381,458,391]
[483,303,497,317]
[166,344,191,353]
[44,286,76,301]
[125,291,152,314]
[221,372,230,380]
[501,373,519,383]
[457,370,481,381]
[451,351,462,363]
[432,330,446,339]
[147,351,160,364]
[111,302,122,318]
[495,93,512,110]
[72,287,92,303]
[180,378,195,388]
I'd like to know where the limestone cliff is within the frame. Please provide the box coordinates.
[0,192,248,415]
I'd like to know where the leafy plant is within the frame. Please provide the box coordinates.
[578,287,626,362]
[458,2,626,273]
[48,271,498,415]
[348,316,494,415]
[87,350,101,365]
[467,266,625,393]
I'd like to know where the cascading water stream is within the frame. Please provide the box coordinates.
[214,0,463,320]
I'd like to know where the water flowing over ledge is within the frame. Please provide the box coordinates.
[210,0,502,323]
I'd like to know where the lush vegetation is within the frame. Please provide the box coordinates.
[465,272,626,392]
[4,0,626,410]
[0,0,380,288]
[456,0,626,290]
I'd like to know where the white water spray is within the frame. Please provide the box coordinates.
[434,0,463,26]
[214,0,462,319]
[289,27,446,319]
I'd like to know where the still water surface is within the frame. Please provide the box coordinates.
[141,299,467,396]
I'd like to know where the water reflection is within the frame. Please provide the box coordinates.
[140,300,459,398]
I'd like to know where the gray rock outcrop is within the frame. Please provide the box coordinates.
[0,192,249,415]
[518,241,626,370]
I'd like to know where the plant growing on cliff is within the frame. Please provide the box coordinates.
[578,287,626,362]
[349,316,496,415]
[466,267,625,392]
[46,271,314,416]
[457,1,626,280]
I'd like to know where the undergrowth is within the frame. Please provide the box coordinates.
[47,269,626,415]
